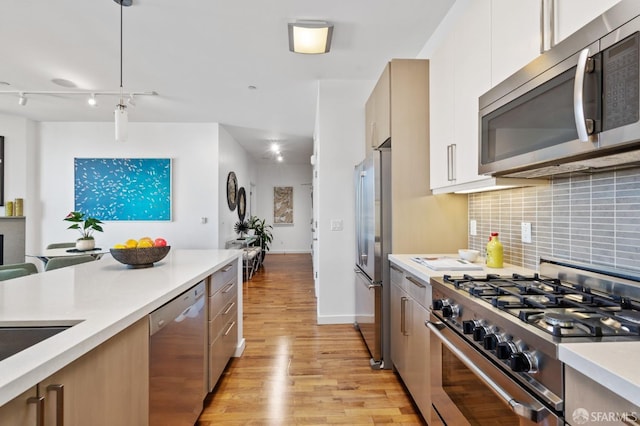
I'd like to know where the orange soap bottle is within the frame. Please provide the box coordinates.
[486,232,503,268]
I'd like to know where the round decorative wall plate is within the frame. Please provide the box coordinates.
[226,171,238,210]
[237,187,246,222]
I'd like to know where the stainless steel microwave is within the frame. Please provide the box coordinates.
[479,1,640,178]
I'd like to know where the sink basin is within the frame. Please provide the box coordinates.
[0,325,74,362]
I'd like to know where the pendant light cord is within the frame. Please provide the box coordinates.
[119,0,124,106]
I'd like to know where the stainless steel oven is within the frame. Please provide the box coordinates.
[426,313,561,426]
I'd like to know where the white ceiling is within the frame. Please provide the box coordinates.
[0,0,454,164]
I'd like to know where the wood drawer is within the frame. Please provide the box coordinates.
[210,261,237,296]
[209,280,237,319]
[404,273,431,310]
[208,316,238,390]
[209,297,237,344]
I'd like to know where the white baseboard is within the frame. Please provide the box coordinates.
[316,314,356,325]
[267,250,312,254]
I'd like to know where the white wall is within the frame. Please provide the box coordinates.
[37,122,220,250]
[0,113,39,257]
[256,163,312,254]
[218,125,258,247]
[315,79,373,324]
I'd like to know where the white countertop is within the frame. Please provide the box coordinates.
[0,249,242,406]
[388,253,535,280]
[389,253,640,409]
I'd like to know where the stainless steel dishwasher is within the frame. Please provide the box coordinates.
[149,281,206,426]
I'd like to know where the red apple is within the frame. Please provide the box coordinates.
[154,238,167,247]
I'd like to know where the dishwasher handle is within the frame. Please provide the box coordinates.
[149,281,205,336]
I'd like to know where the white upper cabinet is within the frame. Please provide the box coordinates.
[429,0,492,192]
[491,0,541,87]
[554,0,622,45]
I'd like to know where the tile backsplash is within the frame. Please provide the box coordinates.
[468,168,640,273]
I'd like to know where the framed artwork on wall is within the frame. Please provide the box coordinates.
[237,187,246,222]
[273,186,293,225]
[226,171,238,210]
[74,158,172,221]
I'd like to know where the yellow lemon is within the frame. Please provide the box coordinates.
[125,239,138,249]
[139,236,153,244]
[138,240,154,248]
[113,243,126,249]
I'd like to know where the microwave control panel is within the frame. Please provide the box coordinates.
[602,31,640,130]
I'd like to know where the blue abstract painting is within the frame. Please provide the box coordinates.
[74,158,171,221]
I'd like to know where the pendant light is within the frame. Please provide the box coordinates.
[114,0,128,142]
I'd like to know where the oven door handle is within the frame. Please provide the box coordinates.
[426,320,550,423]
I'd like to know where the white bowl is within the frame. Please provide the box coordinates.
[458,249,480,262]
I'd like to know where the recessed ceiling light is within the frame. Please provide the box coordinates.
[270,142,280,153]
[51,78,77,88]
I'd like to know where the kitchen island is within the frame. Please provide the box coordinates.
[0,249,243,412]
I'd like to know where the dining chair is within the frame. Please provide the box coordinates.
[0,268,32,281]
[46,242,76,249]
[45,255,96,272]
[0,262,38,275]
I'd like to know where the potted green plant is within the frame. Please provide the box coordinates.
[248,215,273,264]
[64,211,104,251]
[233,220,250,238]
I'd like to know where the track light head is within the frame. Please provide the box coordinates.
[18,93,27,106]
[88,94,98,107]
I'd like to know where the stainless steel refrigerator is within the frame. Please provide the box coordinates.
[354,143,391,369]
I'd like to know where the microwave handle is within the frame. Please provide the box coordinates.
[426,319,550,422]
[574,48,591,142]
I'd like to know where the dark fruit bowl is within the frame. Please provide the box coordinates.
[110,246,171,269]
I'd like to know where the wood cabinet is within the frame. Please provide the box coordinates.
[389,263,431,422]
[365,65,391,149]
[367,59,468,253]
[0,318,149,426]
[208,260,239,390]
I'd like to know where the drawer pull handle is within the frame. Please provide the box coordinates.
[222,264,233,272]
[27,396,45,426]
[47,384,64,426]
[222,282,235,293]
[223,301,236,315]
[224,321,236,336]
[390,265,403,273]
[406,276,426,289]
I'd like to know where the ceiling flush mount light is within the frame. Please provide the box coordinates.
[87,93,98,107]
[288,21,333,54]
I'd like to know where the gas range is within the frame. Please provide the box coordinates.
[429,257,640,418]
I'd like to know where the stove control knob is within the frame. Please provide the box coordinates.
[509,351,538,373]
[432,299,447,310]
[462,320,482,335]
[496,341,518,360]
[472,325,492,342]
[441,304,459,319]
[483,332,506,351]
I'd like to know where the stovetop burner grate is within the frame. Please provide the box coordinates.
[443,273,640,338]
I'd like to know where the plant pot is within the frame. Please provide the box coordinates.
[76,238,95,251]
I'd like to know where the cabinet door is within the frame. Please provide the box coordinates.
[452,0,492,185]
[429,35,455,190]
[370,65,391,148]
[0,387,38,426]
[491,0,541,86]
[390,282,409,375]
[406,303,430,420]
[554,0,621,44]
[41,318,149,426]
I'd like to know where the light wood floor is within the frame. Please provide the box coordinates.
[196,253,425,425]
